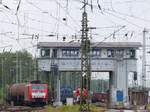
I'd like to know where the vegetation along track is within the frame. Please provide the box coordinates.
[0,105,46,112]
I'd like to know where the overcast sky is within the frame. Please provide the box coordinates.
[1,0,150,51]
[1,0,150,86]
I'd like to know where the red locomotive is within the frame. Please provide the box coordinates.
[7,81,48,106]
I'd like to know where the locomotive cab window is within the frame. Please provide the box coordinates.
[32,85,46,90]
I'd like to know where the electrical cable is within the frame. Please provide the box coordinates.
[75,0,150,29]
[55,1,60,39]
[106,9,150,24]
[54,0,80,27]
[114,0,150,4]
[25,0,79,32]
[94,25,126,46]
[103,10,147,29]
[0,7,55,34]
[0,19,52,33]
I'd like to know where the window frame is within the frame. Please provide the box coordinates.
[41,48,50,57]
[91,48,101,57]
[62,48,79,57]
[107,49,115,58]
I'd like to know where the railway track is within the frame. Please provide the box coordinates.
[0,105,46,112]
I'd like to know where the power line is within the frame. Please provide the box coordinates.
[94,25,126,46]
[0,19,52,33]
[103,10,146,29]
[106,9,150,24]
[25,0,79,33]
[114,0,150,4]
[53,0,80,27]
[74,0,150,30]
[0,9,57,34]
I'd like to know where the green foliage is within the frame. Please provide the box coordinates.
[58,105,80,112]
[48,105,80,112]
[0,50,36,94]
[0,88,3,103]
[47,105,106,112]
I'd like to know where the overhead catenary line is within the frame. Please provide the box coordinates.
[25,0,79,33]
[106,9,150,24]
[94,25,126,46]
[0,19,53,33]
[0,10,63,32]
[74,0,150,30]
[103,10,146,29]
[114,0,150,4]
[16,0,22,14]
[53,0,80,27]
[0,0,11,10]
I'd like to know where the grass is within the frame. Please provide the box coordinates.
[0,88,3,104]
[47,105,106,112]
[147,104,150,111]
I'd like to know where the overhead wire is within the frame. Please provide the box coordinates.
[53,0,80,27]
[25,0,79,33]
[55,1,60,39]
[0,31,24,50]
[0,29,39,55]
[16,0,21,41]
[0,19,52,33]
[69,0,130,43]
[106,9,150,24]
[1,0,37,52]
[75,0,150,30]
[103,10,147,29]
[0,1,59,37]
[94,25,126,46]
[80,1,147,29]
[1,9,64,32]
[19,13,54,26]
[0,19,78,41]
[1,0,148,48]
[52,1,59,34]
[110,0,115,11]
[0,0,11,10]
[114,0,150,4]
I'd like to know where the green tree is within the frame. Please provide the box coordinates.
[0,50,36,102]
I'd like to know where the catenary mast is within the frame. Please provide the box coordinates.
[80,0,91,111]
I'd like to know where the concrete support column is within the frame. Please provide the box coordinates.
[109,71,116,108]
[116,60,129,106]
[109,60,129,108]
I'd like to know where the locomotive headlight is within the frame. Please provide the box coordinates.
[32,92,46,98]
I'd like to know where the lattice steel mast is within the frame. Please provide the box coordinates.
[80,0,91,111]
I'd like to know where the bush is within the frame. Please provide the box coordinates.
[0,88,3,103]
[48,105,106,112]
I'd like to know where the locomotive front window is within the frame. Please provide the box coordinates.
[32,85,46,90]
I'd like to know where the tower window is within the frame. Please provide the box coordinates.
[91,49,101,57]
[62,49,79,57]
[107,49,114,57]
[41,49,50,57]
[130,49,135,58]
